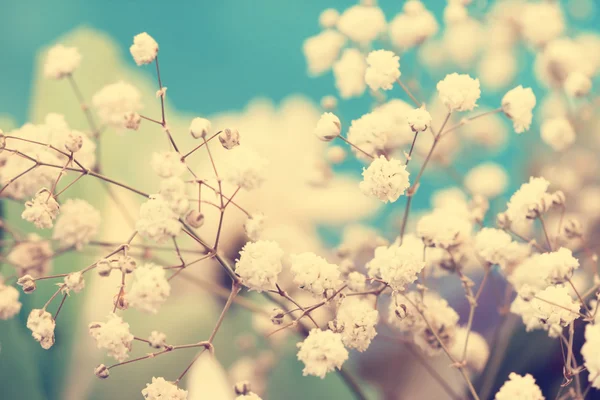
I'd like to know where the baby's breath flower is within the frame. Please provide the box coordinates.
[389,2,438,50]
[17,275,36,294]
[436,73,480,112]
[314,112,341,142]
[540,117,576,151]
[158,177,189,216]
[337,5,386,46]
[244,213,266,241]
[495,373,544,400]
[27,309,56,349]
[474,228,516,266]
[319,8,340,29]
[367,243,425,291]
[124,111,141,131]
[43,45,81,79]
[219,128,241,150]
[406,107,432,132]
[185,209,205,228]
[417,210,472,249]
[290,252,341,296]
[582,323,600,389]
[92,81,142,128]
[189,117,211,139]
[63,272,85,295]
[359,156,410,203]
[151,151,186,178]
[504,177,551,221]
[136,195,182,243]
[89,313,134,362]
[365,50,401,91]
[94,364,109,379]
[0,283,22,320]
[464,163,508,198]
[21,189,60,229]
[142,377,188,400]
[223,147,268,190]
[148,331,167,348]
[564,71,592,97]
[333,48,367,99]
[296,329,348,378]
[235,240,284,292]
[520,2,564,47]
[52,199,101,249]
[449,327,490,373]
[126,263,170,314]
[64,131,83,153]
[303,30,346,76]
[335,297,378,352]
[347,271,366,292]
[7,234,53,278]
[130,32,159,66]
[501,86,536,134]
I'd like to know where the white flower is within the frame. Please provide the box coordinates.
[45,113,96,168]
[43,45,81,79]
[244,213,266,241]
[367,243,425,291]
[223,147,268,190]
[406,107,432,132]
[365,50,400,91]
[303,30,346,76]
[449,327,490,373]
[52,199,101,249]
[151,151,187,178]
[63,272,85,294]
[542,248,579,285]
[474,228,520,267]
[64,131,83,153]
[359,156,410,203]
[319,9,340,28]
[520,2,564,47]
[236,394,262,400]
[314,112,341,141]
[142,377,188,400]
[235,240,284,292]
[417,210,472,249]
[290,252,341,296]
[564,72,592,97]
[504,177,552,221]
[531,285,580,328]
[189,117,211,139]
[126,263,170,314]
[336,297,378,352]
[540,117,576,152]
[92,81,142,128]
[219,128,241,149]
[136,195,182,243]
[582,323,600,389]
[501,86,536,134]
[124,112,141,130]
[347,271,366,292]
[130,32,158,66]
[296,329,348,378]
[495,373,544,400]
[89,313,134,362]
[0,283,22,320]
[27,309,56,349]
[21,189,59,229]
[333,48,367,99]
[464,163,508,198]
[7,234,53,278]
[389,292,459,356]
[337,5,386,46]
[436,73,480,112]
[148,331,167,348]
[337,224,388,259]
[159,177,190,216]
[389,4,438,50]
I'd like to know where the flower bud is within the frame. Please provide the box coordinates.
[124,112,141,131]
[234,381,251,396]
[185,210,205,228]
[96,258,112,277]
[496,212,511,229]
[64,131,83,153]
[563,218,583,239]
[314,112,341,141]
[219,128,240,150]
[189,117,211,139]
[118,255,136,273]
[270,308,285,325]
[17,274,36,293]
[551,191,566,207]
[394,303,408,320]
[328,319,345,333]
[94,364,109,379]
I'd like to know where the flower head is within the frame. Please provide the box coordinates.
[44,45,81,79]
[296,329,348,378]
[437,73,480,112]
[502,86,536,133]
[130,32,159,66]
[365,50,400,91]
[89,313,134,362]
[359,156,410,203]
[235,240,284,292]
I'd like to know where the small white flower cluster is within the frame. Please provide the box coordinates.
[130,32,159,66]
[89,313,134,362]
[335,297,378,352]
[52,199,101,249]
[92,81,142,128]
[142,377,187,400]
[151,151,187,178]
[296,329,348,378]
[365,50,400,91]
[582,323,600,389]
[27,309,56,349]
[223,147,268,190]
[22,189,60,229]
[136,195,182,243]
[235,240,284,292]
[359,156,410,203]
[126,263,171,314]
[474,228,529,269]
[504,177,553,222]
[367,242,425,291]
[290,252,341,296]
[436,73,481,112]
[495,373,544,400]
[44,44,81,79]
[501,86,536,133]
[0,282,22,320]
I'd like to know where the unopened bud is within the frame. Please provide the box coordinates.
[563,218,583,239]
[186,210,205,228]
[64,131,83,153]
[328,319,345,333]
[118,255,136,273]
[234,381,251,395]
[17,274,36,293]
[551,191,566,207]
[394,303,408,320]
[219,128,240,150]
[189,117,211,139]
[124,112,141,131]
[270,308,285,325]
[94,364,109,379]
[96,258,112,277]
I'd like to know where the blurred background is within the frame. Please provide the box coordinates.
[1,0,600,399]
